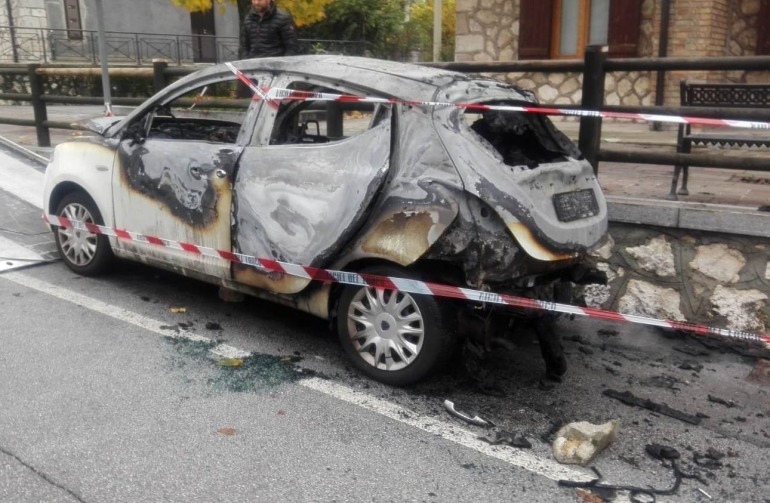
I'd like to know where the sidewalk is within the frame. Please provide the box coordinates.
[1,105,768,208]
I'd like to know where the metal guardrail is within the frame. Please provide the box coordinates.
[0,26,369,64]
[1,50,769,182]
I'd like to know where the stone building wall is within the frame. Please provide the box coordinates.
[728,0,770,83]
[1,0,49,62]
[455,0,769,109]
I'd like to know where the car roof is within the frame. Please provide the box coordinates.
[182,55,470,101]
[107,56,533,137]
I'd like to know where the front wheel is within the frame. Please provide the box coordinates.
[336,265,456,386]
[53,192,114,276]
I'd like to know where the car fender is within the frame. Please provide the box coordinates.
[44,139,118,230]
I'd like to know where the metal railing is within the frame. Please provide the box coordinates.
[0,26,369,65]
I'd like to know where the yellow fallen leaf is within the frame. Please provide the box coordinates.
[218,358,244,367]
[217,427,237,436]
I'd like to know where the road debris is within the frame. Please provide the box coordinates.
[602,389,702,425]
[747,359,770,386]
[697,487,713,499]
[707,394,737,408]
[558,453,705,502]
[169,306,187,314]
[552,420,620,466]
[443,399,494,427]
[645,443,680,460]
[478,430,532,449]
[693,448,725,469]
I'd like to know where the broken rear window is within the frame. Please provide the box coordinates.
[464,103,581,168]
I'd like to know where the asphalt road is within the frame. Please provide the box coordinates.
[1,145,769,503]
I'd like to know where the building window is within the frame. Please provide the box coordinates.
[519,0,641,60]
[552,0,609,58]
[63,0,83,40]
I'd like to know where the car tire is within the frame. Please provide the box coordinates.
[53,192,114,276]
[336,265,456,386]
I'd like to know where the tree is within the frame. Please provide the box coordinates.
[406,0,455,61]
[171,0,332,27]
[297,0,407,58]
[297,0,455,61]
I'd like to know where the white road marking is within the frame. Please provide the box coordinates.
[300,377,592,482]
[0,150,45,209]
[1,270,592,483]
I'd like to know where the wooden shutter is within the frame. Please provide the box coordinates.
[64,0,83,40]
[758,0,770,55]
[518,0,553,59]
[607,0,642,57]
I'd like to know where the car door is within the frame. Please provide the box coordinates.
[111,74,266,278]
[232,78,392,294]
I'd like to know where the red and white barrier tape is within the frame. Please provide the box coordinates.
[224,63,770,130]
[44,213,770,348]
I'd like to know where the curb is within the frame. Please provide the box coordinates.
[607,196,770,238]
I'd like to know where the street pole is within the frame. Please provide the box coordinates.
[5,0,19,63]
[94,0,112,116]
[433,0,442,61]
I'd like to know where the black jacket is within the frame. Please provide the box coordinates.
[239,3,299,58]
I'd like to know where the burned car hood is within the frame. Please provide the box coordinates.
[75,116,125,136]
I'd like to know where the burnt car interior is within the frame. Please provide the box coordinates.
[465,105,582,168]
[270,83,390,145]
[126,80,251,145]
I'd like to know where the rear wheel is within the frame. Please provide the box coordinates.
[53,192,114,276]
[336,265,456,386]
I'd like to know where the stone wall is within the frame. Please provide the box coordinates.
[455,0,769,108]
[583,224,770,334]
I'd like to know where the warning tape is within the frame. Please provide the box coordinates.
[224,63,770,130]
[44,214,770,348]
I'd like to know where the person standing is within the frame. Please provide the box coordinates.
[239,0,299,58]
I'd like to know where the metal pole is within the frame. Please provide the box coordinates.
[5,0,19,62]
[28,64,51,147]
[94,0,112,115]
[578,45,607,175]
[152,59,168,93]
[652,0,672,131]
[433,0,442,61]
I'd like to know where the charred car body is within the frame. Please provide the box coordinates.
[43,56,607,385]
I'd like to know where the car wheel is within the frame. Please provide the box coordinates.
[336,265,456,386]
[53,192,114,276]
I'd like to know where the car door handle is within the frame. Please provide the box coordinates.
[189,166,203,179]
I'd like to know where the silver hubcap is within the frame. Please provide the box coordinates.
[56,203,97,266]
[346,287,425,371]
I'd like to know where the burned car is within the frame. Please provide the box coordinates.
[43,56,607,385]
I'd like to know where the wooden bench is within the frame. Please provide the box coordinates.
[668,80,770,200]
